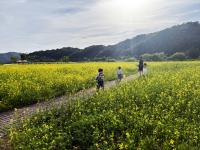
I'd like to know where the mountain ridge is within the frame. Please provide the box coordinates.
[0,52,21,64]
[1,21,200,63]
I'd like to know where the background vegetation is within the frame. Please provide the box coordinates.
[0,62,136,112]
[9,61,200,149]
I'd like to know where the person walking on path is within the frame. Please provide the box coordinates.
[117,66,123,82]
[138,58,144,77]
[96,68,104,91]
[143,63,148,76]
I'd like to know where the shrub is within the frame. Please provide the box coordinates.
[168,52,187,61]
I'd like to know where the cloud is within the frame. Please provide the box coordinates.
[0,0,200,53]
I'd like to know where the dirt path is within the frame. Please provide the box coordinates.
[0,75,136,139]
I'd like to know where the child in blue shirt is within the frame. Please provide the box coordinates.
[96,68,104,91]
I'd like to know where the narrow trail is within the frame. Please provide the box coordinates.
[0,75,136,139]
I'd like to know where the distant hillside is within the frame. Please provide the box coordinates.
[0,52,21,63]
[26,47,80,62]
[111,21,200,57]
[26,22,200,61]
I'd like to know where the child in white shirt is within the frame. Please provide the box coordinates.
[117,66,123,82]
[143,63,147,75]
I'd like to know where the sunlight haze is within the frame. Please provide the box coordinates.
[0,0,199,52]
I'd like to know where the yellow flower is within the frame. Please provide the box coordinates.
[170,139,174,145]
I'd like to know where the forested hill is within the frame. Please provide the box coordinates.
[0,52,21,63]
[26,22,200,61]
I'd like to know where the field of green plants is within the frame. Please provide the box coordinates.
[0,62,136,112]
[8,61,200,149]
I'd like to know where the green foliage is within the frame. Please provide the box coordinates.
[9,61,200,149]
[20,54,27,60]
[168,52,187,61]
[186,48,200,59]
[0,52,20,64]
[10,56,18,63]
[141,53,167,61]
[62,56,69,62]
[124,57,137,62]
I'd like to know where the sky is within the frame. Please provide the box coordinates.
[0,0,200,53]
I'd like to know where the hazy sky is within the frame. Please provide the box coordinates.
[0,0,200,53]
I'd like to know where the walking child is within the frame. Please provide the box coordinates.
[96,68,104,91]
[143,63,147,75]
[117,66,123,82]
[138,58,144,77]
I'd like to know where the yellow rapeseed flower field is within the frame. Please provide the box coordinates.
[0,62,136,111]
[8,61,200,149]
